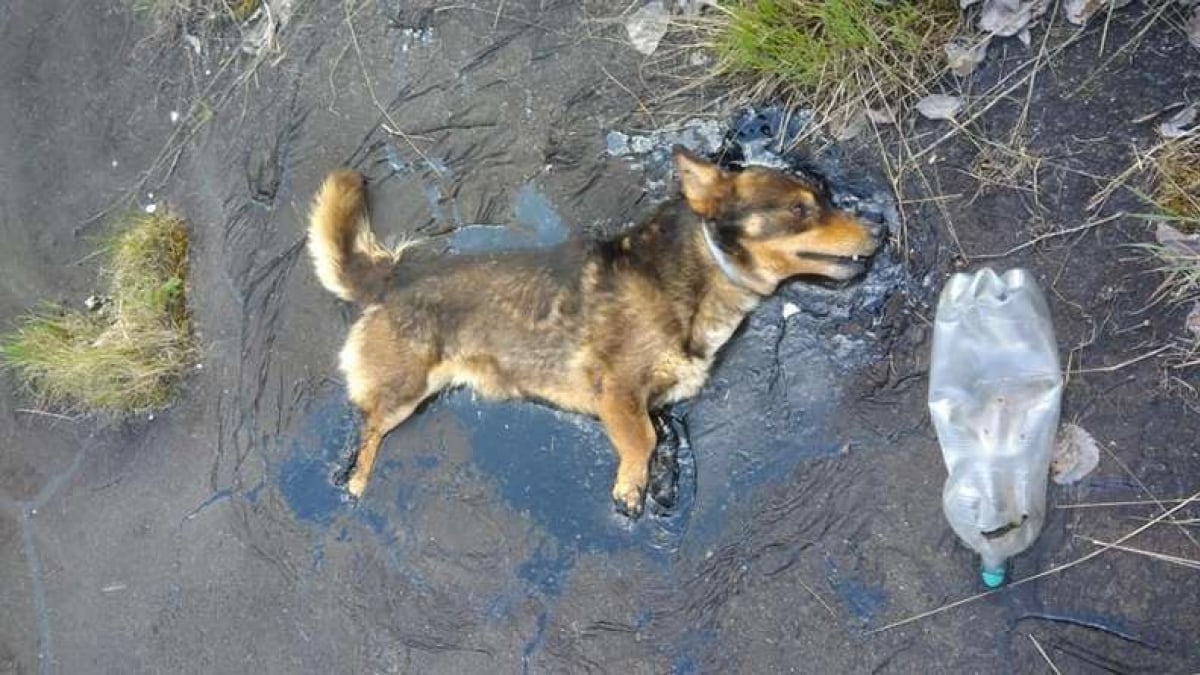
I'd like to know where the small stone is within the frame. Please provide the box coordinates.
[782,302,801,320]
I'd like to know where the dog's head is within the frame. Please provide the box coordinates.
[673,147,882,286]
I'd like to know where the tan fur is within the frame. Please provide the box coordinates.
[307,170,408,303]
[308,149,882,517]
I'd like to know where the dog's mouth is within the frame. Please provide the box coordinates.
[794,251,873,280]
[795,251,869,264]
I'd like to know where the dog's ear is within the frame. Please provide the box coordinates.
[673,146,729,218]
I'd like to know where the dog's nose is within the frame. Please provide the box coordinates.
[861,215,886,241]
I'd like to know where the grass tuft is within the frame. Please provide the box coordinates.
[1152,134,1200,232]
[1140,133,1200,303]
[1133,133,1200,370]
[706,0,961,125]
[1,212,195,414]
[130,0,261,24]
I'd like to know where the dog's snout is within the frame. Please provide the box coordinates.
[862,215,886,240]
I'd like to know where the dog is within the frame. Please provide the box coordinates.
[307,147,882,517]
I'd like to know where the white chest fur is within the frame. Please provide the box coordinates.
[655,299,756,405]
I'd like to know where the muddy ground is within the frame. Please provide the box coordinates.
[2,1,1199,673]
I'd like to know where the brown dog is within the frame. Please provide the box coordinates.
[307,148,881,517]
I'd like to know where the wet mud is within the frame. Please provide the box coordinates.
[2,1,1199,673]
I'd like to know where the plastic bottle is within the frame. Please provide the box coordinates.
[928,268,1063,588]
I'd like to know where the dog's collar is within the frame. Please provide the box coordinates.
[700,223,772,296]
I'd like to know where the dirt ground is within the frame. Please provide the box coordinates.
[2,1,1199,673]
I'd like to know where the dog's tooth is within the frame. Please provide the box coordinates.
[852,254,860,262]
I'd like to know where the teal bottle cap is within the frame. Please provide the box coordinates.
[981,566,1006,588]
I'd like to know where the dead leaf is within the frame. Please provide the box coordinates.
[916,94,964,121]
[866,107,896,125]
[1155,222,1200,258]
[979,0,1032,37]
[625,1,670,55]
[1064,0,1132,26]
[945,37,991,76]
[1160,104,1197,139]
[1052,424,1100,485]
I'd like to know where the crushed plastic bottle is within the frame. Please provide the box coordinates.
[928,268,1063,588]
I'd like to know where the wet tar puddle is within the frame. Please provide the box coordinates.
[272,106,910,662]
[278,386,697,558]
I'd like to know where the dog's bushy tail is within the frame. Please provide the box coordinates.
[307,169,409,304]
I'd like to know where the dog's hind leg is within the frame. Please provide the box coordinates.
[339,308,432,498]
[598,386,655,519]
[345,397,421,498]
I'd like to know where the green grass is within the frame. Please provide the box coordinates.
[707,0,960,122]
[1,212,195,414]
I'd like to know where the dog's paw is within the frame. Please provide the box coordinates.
[612,484,645,519]
[612,471,648,520]
[345,472,368,499]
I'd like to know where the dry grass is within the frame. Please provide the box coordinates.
[1139,134,1200,305]
[1,212,195,414]
[1152,134,1200,231]
[701,0,961,128]
[1130,133,1200,371]
[130,0,261,23]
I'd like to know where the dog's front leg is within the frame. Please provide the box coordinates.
[598,387,655,518]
